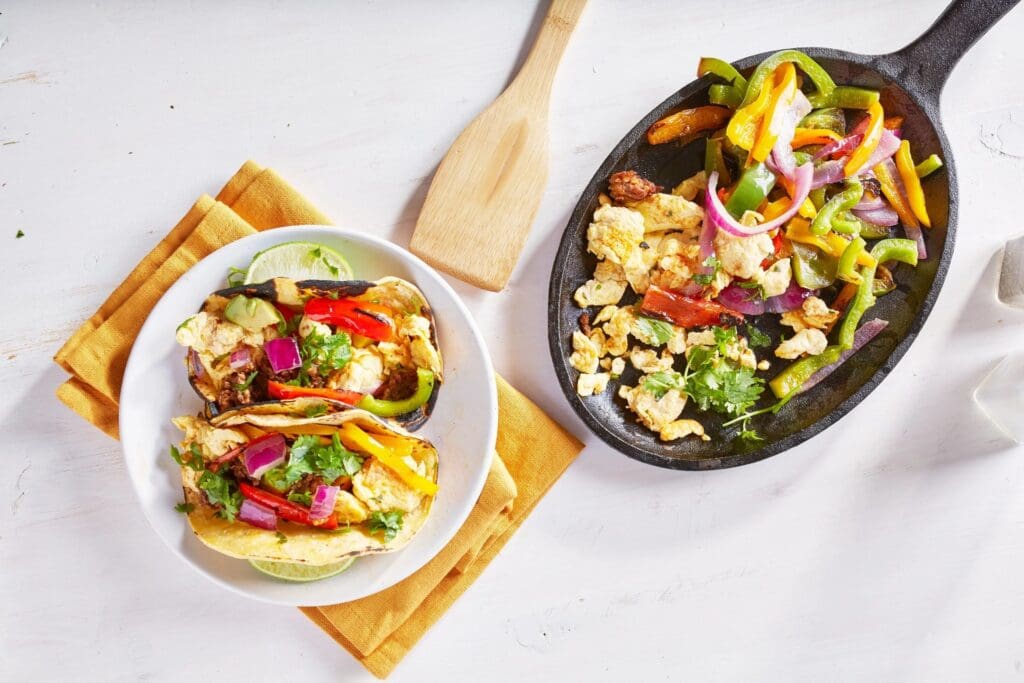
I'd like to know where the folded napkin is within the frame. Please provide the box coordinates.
[54,161,583,678]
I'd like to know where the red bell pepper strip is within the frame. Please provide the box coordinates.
[266,380,363,405]
[239,482,338,529]
[641,286,744,329]
[304,297,394,341]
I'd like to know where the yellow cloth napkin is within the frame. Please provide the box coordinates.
[53,161,583,678]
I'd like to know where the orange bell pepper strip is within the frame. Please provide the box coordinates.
[844,101,884,176]
[339,423,438,496]
[894,140,931,227]
[873,159,920,230]
[791,127,841,148]
[883,115,904,130]
[763,196,816,221]
[750,63,797,162]
[266,380,363,405]
[646,106,732,145]
[726,72,774,151]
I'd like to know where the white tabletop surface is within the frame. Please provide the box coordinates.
[4,1,1024,680]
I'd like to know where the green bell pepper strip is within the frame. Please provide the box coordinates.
[709,84,743,109]
[724,162,775,219]
[810,177,863,235]
[791,242,838,289]
[770,238,917,398]
[356,368,435,417]
[740,50,836,107]
[704,136,730,185]
[837,237,867,284]
[808,86,880,110]
[799,107,846,136]
[849,215,891,240]
[915,154,944,178]
[808,187,827,210]
[698,57,748,89]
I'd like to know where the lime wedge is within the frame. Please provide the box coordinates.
[243,241,352,284]
[249,557,356,582]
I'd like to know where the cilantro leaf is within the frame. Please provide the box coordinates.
[643,371,685,399]
[368,510,404,542]
[197,470,242,521]
[684,360,764,417]
[304,403,329,418]
[313,434,364,482]
[276,531,288,544]
[170,443,206,471]
[746,324,772,349]
[233,371,258,391]
[16,230,25,239]
[286,491,312,507]
[294,329,352,386]
[634,316,674,346]
[691,255,721,286]
[174,502,194,514]
[738,429,763,443]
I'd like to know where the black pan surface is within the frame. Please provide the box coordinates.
[548,0,1019,470]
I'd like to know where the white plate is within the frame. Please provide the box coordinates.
[119,226,497,606]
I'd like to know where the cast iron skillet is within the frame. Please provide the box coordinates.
[549,0,1020,470]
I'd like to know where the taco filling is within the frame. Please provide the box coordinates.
[171,405,438,565]
[176,276,443,430]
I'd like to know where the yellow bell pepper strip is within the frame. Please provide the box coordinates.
[339,423,438,496]
[751,63,797,162]
[369,433,414,458]
[646,106,732,145]
[894,140,931,227]
[810,177,863,235]
[807,85,879,110]
[844,101,884,176]
[915,154,944,178]
[740,50,836,108]
[873,158,920,230]
[357,368,435,418]
[785,217,875,267]
[763,196,815,222]
[837,237,867,284]
[791,127,841,148]
[727,74,774,150]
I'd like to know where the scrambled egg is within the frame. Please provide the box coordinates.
[577,372,611,397]
[570,330,603,374]
[627,193,704,234]
[400,315,442,376]
[775,329,829,359]
[618,384,687,432]
[574,278,627,308]
[333,490,370,523]
[586,205,646,265]
[298,315,332,339]
[781,296,839,332]
[686,329,757,369]
[758,258,792,298]
[171,415,246,461]
[671,171,707,201]
[714,227,774,280]
[176,312,266,358]
[660,419,710,442]
[352,459,424,513]
[629,347,674,373]
[330,347,385,393]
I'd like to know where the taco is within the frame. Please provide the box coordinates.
[175,277,442,431]
[172,399,438,565]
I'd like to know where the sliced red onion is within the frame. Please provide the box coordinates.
[853,206,899,227]
[683,210,719,295]
[238,499,277,530]
[849,129,901,176]
[769,91,812,182]
[188,348,205,378]
[811,158,847,189]
[814,133,861,161]
[229,347,251,370]
[243,433,287,479]
[309,484,339,520]
[707,164,812,237]
[264,337,301,374]
[800,319,889,392]
[764,280,815,314]
[853,194,886,211]
[716,283,765,315]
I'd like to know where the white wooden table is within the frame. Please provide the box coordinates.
[4,1,1024,680]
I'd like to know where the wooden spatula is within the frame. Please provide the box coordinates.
[410,0,587,292]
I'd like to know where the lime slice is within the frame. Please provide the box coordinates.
[243,241,353,284]
[249,557,356,582]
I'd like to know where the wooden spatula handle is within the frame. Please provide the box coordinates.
[514,0,587,103]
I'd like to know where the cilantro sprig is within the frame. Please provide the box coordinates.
[263,433,363,490]
[368,510,404,542]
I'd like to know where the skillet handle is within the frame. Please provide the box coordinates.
[884,0,1020,101]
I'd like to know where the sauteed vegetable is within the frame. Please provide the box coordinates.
[570,51,939,443]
